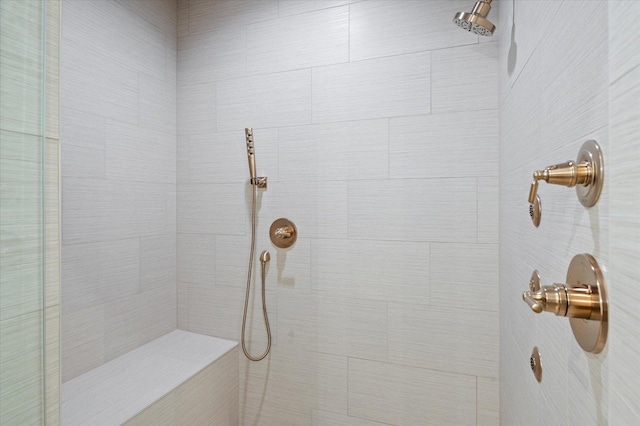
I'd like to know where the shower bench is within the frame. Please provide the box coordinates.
[61,330,239,425]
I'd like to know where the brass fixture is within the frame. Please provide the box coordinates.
[453,0,495,36]
[269,218,297,249]
[530,347,542,383]
[522,254,608,353]
[242,128,271,362]
[528,141,604,225]
[529,195,542,227]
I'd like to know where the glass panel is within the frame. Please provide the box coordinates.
[0,0,45,424]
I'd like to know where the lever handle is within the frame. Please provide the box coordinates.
[522,292,544,313]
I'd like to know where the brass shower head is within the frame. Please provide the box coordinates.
[453,0,495,37]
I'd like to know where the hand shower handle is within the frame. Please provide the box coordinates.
[245,128,257,182]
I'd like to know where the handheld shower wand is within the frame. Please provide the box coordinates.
[241,128,271,361]
[245,128,257,184]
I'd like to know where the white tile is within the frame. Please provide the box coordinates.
[216,69,312,131]
[278,119,388,182]
[62,0,167,80]
[432,42,498,113]
[186,283,276,345]
[497,0,563,104]
[478,176,499,243]
[0,0,44,135]
[262,180,348,239]
[62,179,168,245]
[278,293,387,361]
[350,0,478,61]
[348,358,476,425]
[177,82,216,136]
[177,183,246,235]
[177,233,216,286]
[105,120,176,184]
[60,107,105,178]
[62,331,238,426]
[430,243,498,312]
[311,239,429,305]
[311,410,388,426]
[140,234,176,291]
[247,6,348,74]
[390,110,498,178]
[215,234,311,294]
[61,238,140,313]
[609,0,640,83]
[609,61,640,424]
[240,348,347,425]
[177,26,246,85]
[312,52,430,123]
[278,0,354,17]
[0,311,45,425]
[139,73,177,134]
[388,303,498,378]
[477,377,499,426]
[188,0,278,34]
[189,128,278,184]
[348,178,477,242]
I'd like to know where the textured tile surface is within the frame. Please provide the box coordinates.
[312,52,430,123]
[62,330,238,426]
[61,0,177,381]
[348,358,476,425]
[497,1,633,425]
[350,0,478,61]
[176,0,499,424]
[247,6,348,74]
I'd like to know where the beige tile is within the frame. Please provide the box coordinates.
[430,243,498,312]
[348,358,476,425]
[350,0,478,61]
[247,6,348,74]
[312,52,430,123]
[348,178,477,243]
[311,239,429,305]
[388,303,498,378]
[477,376,499,426]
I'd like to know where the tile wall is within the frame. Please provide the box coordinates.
[176,1,499,424]
[497,0,640,423]
[60,0,178,382]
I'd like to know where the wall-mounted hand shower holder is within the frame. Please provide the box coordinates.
[521,254,608,353]
[527,140,604,226]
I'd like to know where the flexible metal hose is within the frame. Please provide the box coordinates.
[241,183,271,361]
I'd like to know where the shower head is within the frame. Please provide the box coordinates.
[453,0,495,37]
[245,128,257,183]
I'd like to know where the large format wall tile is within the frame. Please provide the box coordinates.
[350,0,478,61]
[432,42,498,113]
[388,303,498,378]
[430,243,499,312]
[278,119,388,182]
[217,69,312,131]
[348,178,477,242]
[348,358,476,425]
[312,52,430,123]
[247,6,348,74]
[311,239,429,305]
[277,293,387,361]
[177,0,500,423]
[390,110,498,179]
[62,0,177,381]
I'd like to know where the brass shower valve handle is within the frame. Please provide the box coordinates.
[526,141,604,226]
[521,254,608,354]
[522,278,599,320]
[527,160,593,204]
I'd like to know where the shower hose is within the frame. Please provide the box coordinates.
[241,182,272,361]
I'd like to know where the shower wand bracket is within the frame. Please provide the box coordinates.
[252,176,268,189]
